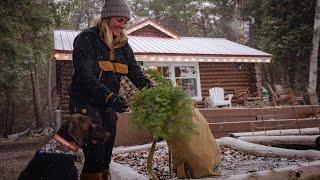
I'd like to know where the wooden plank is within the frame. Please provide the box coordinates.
[199,79,249,84]
[209,118,319,135]
[256,113,304,120]
[199,106,320,118]
[200,75,248,80]
[200,71,247,76]
[206,116,256,123]
[200,108,273,117]
[201,82,250,88]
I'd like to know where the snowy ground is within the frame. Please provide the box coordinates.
[0,135,316,180]
[112,145,311,179]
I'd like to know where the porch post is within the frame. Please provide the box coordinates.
[254,63,263,104]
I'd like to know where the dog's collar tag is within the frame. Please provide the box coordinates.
[74,149,84,162]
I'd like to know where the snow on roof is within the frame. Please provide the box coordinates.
[128,36,270,56]
[54,19,271,63]
[54,30,270,55]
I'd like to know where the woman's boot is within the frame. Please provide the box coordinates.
[102,169,111,180]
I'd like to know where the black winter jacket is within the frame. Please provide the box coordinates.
[69,26,150,108]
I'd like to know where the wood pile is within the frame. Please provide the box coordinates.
[119,76,139,103]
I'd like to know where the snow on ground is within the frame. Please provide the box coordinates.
[109,161,148,180]
[0,135,316,180]
[112,143,311,179]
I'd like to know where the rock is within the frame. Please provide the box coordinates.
[7,134,19,140]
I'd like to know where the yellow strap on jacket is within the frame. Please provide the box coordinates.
[98,60,128,74]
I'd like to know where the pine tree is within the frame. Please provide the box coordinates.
[54,0,104,30]
[0,0,54,135]
[245,0,316,96]
[130,0,236,38]
[130,70,196,179]
[131,70,196,140]
[308,0,320,104]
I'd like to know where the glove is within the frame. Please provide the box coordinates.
[147,81,155,88]
[144,79,155,89]
[106,93,128,113]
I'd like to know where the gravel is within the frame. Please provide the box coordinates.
[113,146,311,179]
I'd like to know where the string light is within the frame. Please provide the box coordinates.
[53,53,72,60]
[53,53,272,63]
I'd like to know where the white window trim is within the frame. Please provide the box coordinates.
[143,61,202,101]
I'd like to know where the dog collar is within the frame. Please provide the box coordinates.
[54,134,80,152]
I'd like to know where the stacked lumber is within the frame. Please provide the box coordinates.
[119,76,139,103]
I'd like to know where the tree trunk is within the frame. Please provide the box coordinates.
[238,135,319,148]
[48,58,53,126]
[30,63,43,129]
[219,137,320,160]
[308,0,320,105]
[2,87,14,137]
[147,137,158,180]
[230,127,320,137]
[85,0,90,28]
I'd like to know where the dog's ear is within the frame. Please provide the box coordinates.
[68,114,85,146]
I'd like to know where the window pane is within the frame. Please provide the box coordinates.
[176,78,197,97]
[147,66,170,77]
[176,79,182,86]
[162,66,169,77]
[174,66,196,77]
[174,67,181,77]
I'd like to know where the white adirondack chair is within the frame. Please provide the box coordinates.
[208,87,233,108]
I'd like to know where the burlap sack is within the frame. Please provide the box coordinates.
[167,108,221,178]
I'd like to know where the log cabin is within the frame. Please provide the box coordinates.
[53,19,272,116]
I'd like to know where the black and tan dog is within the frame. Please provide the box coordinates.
[19,114,110,180]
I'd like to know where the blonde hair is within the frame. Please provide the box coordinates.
[99,18,128,49]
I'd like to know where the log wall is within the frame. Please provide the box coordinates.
[57,61,261,114]
[129,25,172,38]
[197,62,258,108]
[56,60,73,118]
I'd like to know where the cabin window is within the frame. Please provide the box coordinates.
[154,66,170,78]
[143,62,202,101]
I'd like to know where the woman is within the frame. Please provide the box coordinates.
[68,0,151,179]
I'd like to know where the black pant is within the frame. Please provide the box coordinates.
[69,100,117,173]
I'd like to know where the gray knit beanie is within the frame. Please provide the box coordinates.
[101,0,132,19]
